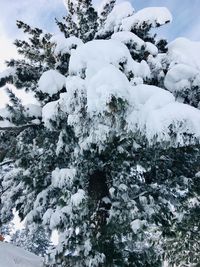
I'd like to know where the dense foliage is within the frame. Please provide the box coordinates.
[0,1,200,267]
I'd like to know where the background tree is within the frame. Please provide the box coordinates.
[11,223,51,257]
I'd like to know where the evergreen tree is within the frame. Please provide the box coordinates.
[0,1,200,267]
[97,0,116,28]
[58,0,98,42]
[11,223,51,257]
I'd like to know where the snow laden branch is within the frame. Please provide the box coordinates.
[0,123,40,132]
[0,160,14,167]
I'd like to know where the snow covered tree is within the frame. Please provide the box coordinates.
[58,0,98,42]
[11,223,51,257]
[97,0,116,28]
[1,1,200,267]
[163,169,200,267]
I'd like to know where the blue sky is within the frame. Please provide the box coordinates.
[133,0,200,41]
[0,0,200,69]
[0,0,200,40]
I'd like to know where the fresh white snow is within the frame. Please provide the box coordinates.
[111,31,145,50]
[130,219,144,234]
[97,1,134,36]
[0,120,15,128]
[121,7,172,31]
[164,63,199,93]
[0,242,43,267]
[42,100,59,128]
[71,189,86,206]
[167,37,200,70]
[165,38,200,94]
[0,107,11,119]
[49,208,64,230]
[51,167,76,189]
[41,36,200,145]
[87,64,131,113]
[127,84,200,144]
[24,104,42,118]
[0,68,15,80]
[69,39,150,79]
[37,69,66,96]
[42,76,86,129]
[51,34,83,56]
[145,42,158,56]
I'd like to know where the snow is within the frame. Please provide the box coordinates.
[0,120,15,128]
[59,76,86,114]
[51,34,83,56]
[37,70,66,96]
[0,242,43,267]
[71,189,86,206]
[128,84,174,107]
[165,38,200,93]
[148,102,200,144]
[130,219,144,233]
[51,230,59,246]
[0,67,15,81]
[127,84,200,144]
[121,7,172,31]
[42,76,86,129]
[111,31,145,51]
[164,64,198,93]
[145,42,158,56]
[40,35,200,146]
[69,39,127,76]
[42,100,59,128]
[0,90,41,127]
[167,37,200,70]
[51,167,76,189]
[97,1,134,36]
[24,104,42,118]
[0,107,11,119]
[97,0,115,17]
[87,64,131,113]
[111,32,158,56]
[42,208,53,225]
[69,39,150,79]
[49,208,64,229]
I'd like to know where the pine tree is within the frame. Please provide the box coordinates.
[11,223,51,257]
[98,0,116,27]
[0,1,200,267]
[58,0,98,42]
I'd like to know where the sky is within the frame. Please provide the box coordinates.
[0,0,200,70]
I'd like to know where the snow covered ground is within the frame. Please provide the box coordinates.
[0,242,43,267]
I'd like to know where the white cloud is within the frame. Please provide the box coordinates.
[0,0,65,38]
[0,24,18,71]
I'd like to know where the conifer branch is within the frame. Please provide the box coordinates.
[0,160,14,167]
[0,123,40,132]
